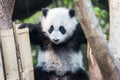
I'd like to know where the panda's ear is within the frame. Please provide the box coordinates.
[42,8,49,17]
[69,9,75,18]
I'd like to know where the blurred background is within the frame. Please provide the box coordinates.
[13,0,109,36]
[13,0,109,69]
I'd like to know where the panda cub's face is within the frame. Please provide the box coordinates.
[41,8,77,44]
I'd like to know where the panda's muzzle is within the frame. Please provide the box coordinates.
[53,39,59,42]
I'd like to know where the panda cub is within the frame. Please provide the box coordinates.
[19,7,89,80]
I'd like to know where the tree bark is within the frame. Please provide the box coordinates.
[87,43,103,80]
[109,0,120,79]
[74,0,117,80]
[0,0,15,29]
[0,0,18,79]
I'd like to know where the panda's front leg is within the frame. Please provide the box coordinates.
[19,23,44,45]
[34,67,51,80]
[70,69,89,80]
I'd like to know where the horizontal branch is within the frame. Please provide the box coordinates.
[74,0,117,80]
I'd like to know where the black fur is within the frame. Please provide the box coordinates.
[69,9,75,18]
[19,23,49,51]
[34,67,50,80]
[19,23,88,80]
[51,23,87,52]
[68,69,89,80]
[19,23,86,51]
[48,25,54,34]
[59,26,66,34]
[42,8,49,17]
[34,67,89,80]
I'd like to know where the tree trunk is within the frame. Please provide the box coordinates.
[74,0,117,80]
[109,0,120,79]
[0,0,15,29]
[0,0,19,79]
[87,43,103,80]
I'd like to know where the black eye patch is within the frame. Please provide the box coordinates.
[59,26,66,34]
[48,25,54,33]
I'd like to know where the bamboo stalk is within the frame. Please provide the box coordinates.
[13,23,22,80]
[17,28,34,80]
[0,29,19,80]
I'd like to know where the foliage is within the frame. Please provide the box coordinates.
[23,12,41,24]
[94,6,109,36]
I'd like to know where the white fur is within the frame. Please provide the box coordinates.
[36,49,84,76]
[41,8,77,44]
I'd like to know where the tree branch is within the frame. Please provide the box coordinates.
[74,0,117,80]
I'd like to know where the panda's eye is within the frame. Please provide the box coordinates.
[48,25,54,33]
[59,26,66,34]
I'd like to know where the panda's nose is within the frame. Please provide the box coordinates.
[53,39,59,42]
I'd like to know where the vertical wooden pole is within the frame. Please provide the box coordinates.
[17,28,34,80]
[0,29,19,80]
[0,47,4,80]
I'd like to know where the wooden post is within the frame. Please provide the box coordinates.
[0,29,19,80]
[17,28,34,80]
[0,48,4,80]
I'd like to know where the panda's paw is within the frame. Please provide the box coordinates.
[19,23,30,29]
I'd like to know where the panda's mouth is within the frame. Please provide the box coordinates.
[50,39,61,44]
[52,40,60,44]
[53,39,59,43]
